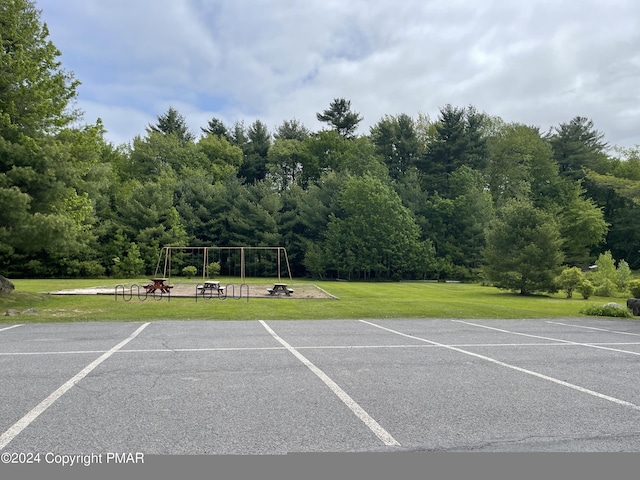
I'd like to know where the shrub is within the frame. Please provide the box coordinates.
[592,251,616,286]
[580,303,632,318]
[577,280,594,299]
[594,278,617,297]
[182,266,197,278]
[589,251,632,297]
[112,243,145,277]
[64,260,106,278]
[616,260,632,291]
[629,279,640,298]
[555,267,585,298]
[207,261,221,277]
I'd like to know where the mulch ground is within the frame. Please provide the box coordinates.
[49,282,338,300]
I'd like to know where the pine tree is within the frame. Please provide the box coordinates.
[316,98,363,139]
[147,107,194,144]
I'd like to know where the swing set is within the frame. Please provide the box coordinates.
[154,246,293,284]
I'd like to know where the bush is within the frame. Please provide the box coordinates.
[589,251,633,297]
[112,243,145,277]
[629,279,640,298]
[555,267,585,298]
[182,266,197,278]
[594,278,617,297]
[577,280,594,299]
[207,261,221,278]
[581,302,632,318]
[64,260,106,278]
[616,260,632,291]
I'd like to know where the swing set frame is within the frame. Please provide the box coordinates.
[154,246,293,284]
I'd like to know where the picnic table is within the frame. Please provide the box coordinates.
[267,283,294,296]
[197,280,225,295]
[144,278,173,294]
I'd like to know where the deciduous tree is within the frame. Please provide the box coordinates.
[324,175,435,279]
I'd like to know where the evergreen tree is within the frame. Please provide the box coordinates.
[0,0,80,140]
[417,104,487,194]
[201,116,229,138]
[0,0,107,276]
[237,120,271,183]
[274,118,311,141]
[425,166,495,280]
[146,107,194,144]
[370,113,421,180]
[483,199,564,294]
[316,98,363,139]
[547,116,608,180]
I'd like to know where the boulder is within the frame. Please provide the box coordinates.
[627,298,640,316]
[0,275,15,294]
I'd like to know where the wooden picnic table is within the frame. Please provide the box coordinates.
[267,283,294,296]
[145,278,173,294]
[197,280,225,295]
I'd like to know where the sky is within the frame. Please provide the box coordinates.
[36,0,640,150]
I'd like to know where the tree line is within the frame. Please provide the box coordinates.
[2,0,640,294]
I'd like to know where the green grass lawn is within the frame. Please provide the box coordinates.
[1,278,633,323]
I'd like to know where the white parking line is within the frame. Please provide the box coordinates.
[259,320,400,447]
[454,320,640,357]
[360,320,640,412]
[0,322,150,451]
[0,324,23,332]
[547,321,640,337]
[3,342,640,357]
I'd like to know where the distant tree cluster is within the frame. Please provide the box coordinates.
[2,0,640,294]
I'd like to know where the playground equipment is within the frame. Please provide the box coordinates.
[154,246,293,284]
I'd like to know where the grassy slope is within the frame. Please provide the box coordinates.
[0,278,630,323]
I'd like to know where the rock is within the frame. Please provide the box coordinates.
[23,308,38,315]
[0,275,15,294]
[4,309,20,316]
[627,298,640,316]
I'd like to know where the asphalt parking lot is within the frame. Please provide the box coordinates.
[2,317,640,455]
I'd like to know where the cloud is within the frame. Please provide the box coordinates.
[38,0,640,148]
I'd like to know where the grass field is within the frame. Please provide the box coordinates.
[1,277,635,323]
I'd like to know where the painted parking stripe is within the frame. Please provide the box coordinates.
[0,325,23,332]
[361,320,640,412]
[547,321,640,337]
[259,320,400,447]
[0,322,150,451]
[4,341,640,357]
[454,320,640,358]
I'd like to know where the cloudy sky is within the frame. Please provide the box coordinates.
[37,0,640,149]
